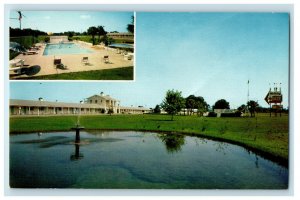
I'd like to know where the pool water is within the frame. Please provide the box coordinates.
[10,131,288,189]
[109,43,134,49]
[43,43,93,55]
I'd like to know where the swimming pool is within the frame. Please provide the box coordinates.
[109,43,134,49]
[43,43,93,56]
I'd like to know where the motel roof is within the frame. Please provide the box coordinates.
[10,99,150,111]
[86,94,119,101]
[10,99,103,109]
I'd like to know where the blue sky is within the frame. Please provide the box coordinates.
[9,11,133,33]
[10,12,290,109]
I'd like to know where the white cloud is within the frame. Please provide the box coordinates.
[80,15,91,19]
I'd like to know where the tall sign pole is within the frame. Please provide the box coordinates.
[264,83,283,117]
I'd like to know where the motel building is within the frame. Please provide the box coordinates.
[107,32,134,41]
[10,93,150,116]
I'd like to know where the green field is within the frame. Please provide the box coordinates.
[16,67,133,80]
[10,113,289,164]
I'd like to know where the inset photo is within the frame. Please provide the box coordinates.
[9,11,134,80]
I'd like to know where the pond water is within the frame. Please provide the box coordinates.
[10,131,288,189]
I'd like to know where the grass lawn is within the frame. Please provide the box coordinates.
[10,113,289,164]
[17,66,133,80]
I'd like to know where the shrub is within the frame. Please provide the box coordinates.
[221,111,241,117]
[10,36,37,49]
[207,112,217,117]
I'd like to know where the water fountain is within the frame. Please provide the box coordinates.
[71,124,85,143]
[71,103,85,144]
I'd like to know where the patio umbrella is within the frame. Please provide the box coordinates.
[10,42,26,52]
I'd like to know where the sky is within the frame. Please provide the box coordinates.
[10,12,290,109]
[9,11,133,33]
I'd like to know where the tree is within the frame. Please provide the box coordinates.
[67,31,75,41]
[153,105,161,114]
[161,89,185,120]
[97,26,106,44]
[247,100,259,117]
[9,27,47,37]
[212,99,230,110]
[102,35,115,46]
[195,100,209,117]
[158,134,185,153]
[185,95,209,116]
[237,104,247,112]
[186,98,196,115]
[127,15,134,33]
[87,26,98,45]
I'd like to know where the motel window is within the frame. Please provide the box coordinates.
[95,100,98,103]
[90,100,92,103]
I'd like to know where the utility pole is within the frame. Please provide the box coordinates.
[244,79,250,117]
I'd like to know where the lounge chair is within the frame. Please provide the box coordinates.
[103,55,109,63]
[54,58,68,70]
[9,59,26,74]
[82,57,89,65]
[124,54,133,60]
[23,49,38,55]
[30,46,40,51]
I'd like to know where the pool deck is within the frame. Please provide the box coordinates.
[9,42,134,80]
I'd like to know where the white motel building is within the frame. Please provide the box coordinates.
[10,93,149,116]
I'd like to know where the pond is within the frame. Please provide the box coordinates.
[10,131,288,189]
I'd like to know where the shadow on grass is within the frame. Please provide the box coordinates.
[19,66,133,80]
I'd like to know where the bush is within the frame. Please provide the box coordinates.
[9,50,20,60]
[74,35,93,44]
[207,112,217,117]
[10,36,38,49]
[44,36,50,43]
[37,35,49,43]
[221,111,241,117]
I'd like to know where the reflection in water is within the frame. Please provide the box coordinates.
[214,142,229,155]
[158,133,185,153]
[194,137,208,147]
[70,144,84,161]
[255,155,259,168]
